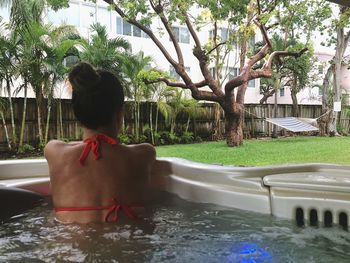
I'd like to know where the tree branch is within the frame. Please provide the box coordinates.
[145,78,221,102]
[206,41,226,56]
[151,1,184,65]
[259,88,275,104]
[184,13,201,48]
[102,0,178,67]
[263,48,308,69]
[185,14,224,98]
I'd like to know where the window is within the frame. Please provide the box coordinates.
[116,17,149,38]
[221,28,228,42]
[122,20,132,36]
[171,27,190,44]
[169,66,190,81]
[209,28,229,42]
[228,67,239,80]
[280,87,285,97]
[248,79,255,88]
[249,35,255,49]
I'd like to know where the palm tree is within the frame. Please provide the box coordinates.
[167,89,187,134]
[79,22,130,79]
[121,51,153,142]
[0,92,11,150]
[146,82,173,144]
[43,25,79,143]
[1,0,47,147]
[182,99,205,134]
[0,21,17,149]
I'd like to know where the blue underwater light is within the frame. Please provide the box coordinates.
[226,243,272,263]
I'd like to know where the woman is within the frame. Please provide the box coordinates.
[44,62,156,223]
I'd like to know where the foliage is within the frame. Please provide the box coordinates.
[46,0,69,11]
[180,131,194,144]
[78,22,131,79]
[17,143,35,154]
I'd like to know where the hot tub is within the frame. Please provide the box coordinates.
[1,158,350,262]
[1,158,350,226]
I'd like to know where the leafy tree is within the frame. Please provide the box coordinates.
[0,93,11,150]
[121,51,154,142]
[93,0,313,147]
[260,35,314,117]
[0,22,17,148]
[79,23,131,80]
[43,25,79,143]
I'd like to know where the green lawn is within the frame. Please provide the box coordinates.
[156,136,350,166]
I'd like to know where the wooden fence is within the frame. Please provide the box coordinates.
[1,98,349,150]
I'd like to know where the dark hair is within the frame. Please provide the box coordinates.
[68,62,124,130]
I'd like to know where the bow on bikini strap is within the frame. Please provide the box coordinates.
[104,199,140,223]
[79,134,118,165]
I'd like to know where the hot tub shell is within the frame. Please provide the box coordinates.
[1,158,350,225]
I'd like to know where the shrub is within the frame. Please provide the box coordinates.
[118,133,131,145]
[153,132,162,145]
[180,132,194,144]
[18,144,35,154]
[195,136,203,143]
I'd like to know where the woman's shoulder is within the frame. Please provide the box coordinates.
[125,143,156,162]
[44,140,65,157]
[44,140,82,159]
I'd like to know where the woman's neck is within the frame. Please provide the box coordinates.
[82,126,118,140]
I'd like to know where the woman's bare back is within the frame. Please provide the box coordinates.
[45,139,156,223]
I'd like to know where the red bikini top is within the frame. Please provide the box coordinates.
[55,133,143,222]
[79,133,118,165]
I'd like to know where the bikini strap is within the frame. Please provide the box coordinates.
[105,199,144,222]
[79,134,118,165]
[55,198,144,223]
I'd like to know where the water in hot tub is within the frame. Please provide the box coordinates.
[1,193,350,262]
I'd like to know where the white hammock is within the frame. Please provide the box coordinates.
[265,117,319,132]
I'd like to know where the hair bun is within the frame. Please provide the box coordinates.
[69,62,101,92]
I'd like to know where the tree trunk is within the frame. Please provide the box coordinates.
[56,100,61,139]
[272,88,278,138]
[6,75,16,148]
[170,117,175,134]
[185,116,190,133]
[19,84,28,148]
[331,7,350,135]
[155,104,159,133]
[35,89,44,145]
[211,103,222,140]
[333,28,343,135]
[149,102,154,145]
[319,65,333,135]
[44,97,52,144]
[1,111,12,151]
[137,101,140,141]
[260,89,275,104]
[225,108,244,147]
[133,101,138,142]
[291,90,299,117]
[58,99,64,139]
